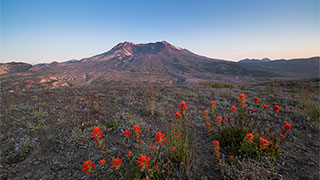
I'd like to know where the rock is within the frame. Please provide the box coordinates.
[25,172,32,178]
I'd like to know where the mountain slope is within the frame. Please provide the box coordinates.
[238,57,320,78]
[0,41,319,91]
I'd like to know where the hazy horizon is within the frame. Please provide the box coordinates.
[1,0,319,64]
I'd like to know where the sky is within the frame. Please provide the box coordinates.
[1,0,319,64]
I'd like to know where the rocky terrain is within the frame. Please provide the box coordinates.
[0,78,319,179]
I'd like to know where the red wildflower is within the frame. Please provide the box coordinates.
[244,133,254,144]
[155,132,167,145]
[92,127,102,141]
[127,151,132,157]
[146,176,149,180]
[253,109,257,112]
[213,140,221,158]
[284,121,288,124]
[213,140,220,151]
[264,105,269,109]
[203,110,208,120]
[274,105,280,113]
[109,157,122,170]
[210,100,216,117]
[89,91,92,94]
[171,130,173,133]
[123,130,131,138]
[80,99,84,102]
[229,155,234,161]
[172,146,176,150]
[98,160,106,166]
[253,97,259,103]
[231,106,237,113]
[81,160,96,174]
[175,112,181,119]
[150,145,156,150]
[134,178,139,180]
[137,154,151,170]
[176,135,180,139]
[280,134,285,139]
[216,116,222,126]
[248,108,251,111]
[259,137,269,150]
[177,101,188,113]
[156,164,159,168]
[283,122,292,132]
[133,125,141,137]
[238,94,246,107]
[206,122,212,129]
[141,140,145,144]
[226,115,231,120]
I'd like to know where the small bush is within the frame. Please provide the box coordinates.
[105,118,119,129]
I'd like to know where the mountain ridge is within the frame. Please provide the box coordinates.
[0,41,319,91]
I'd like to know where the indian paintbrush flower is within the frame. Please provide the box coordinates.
[137,154,151,171]
[274,105,280,113]
[244,133,254,144]
[238,94,246,108]
[109,157,122,170]
[92,127,102,141]
[155,132,167,145]
[259,137,269,150]
[82,160,96,174]
[123,130,131,138]
[231,106,237,113]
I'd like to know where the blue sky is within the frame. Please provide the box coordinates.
[1,0,319,64]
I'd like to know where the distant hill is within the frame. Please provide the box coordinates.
[238,57,320,78]
[0,41,319,91]
[0,62,33,74]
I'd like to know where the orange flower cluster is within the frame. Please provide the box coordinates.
[213,140,221,158]
[150,145,156,150]
[231,106,237,113]
[238,94,246,107]
[177,101,188,114]
[127,151,132,157]
[123,130,130,138]
[203,110,208,121]
[210,100,216,117]
[133,125,141,138]
[98,160,106,166]
[81,160,96,174]
[206,122,212,130]
[281,121,292,139]
[137,154,151,171]
[92,127,102,141]
[244,133,254,144]
[216,116,222,126]
[155,132,167,145]
[175,112,181,119]
[283,121,291,131]
[259,137,269,150]
[109,157,122,170]
[274,105,280,113]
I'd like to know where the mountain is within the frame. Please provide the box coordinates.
[238,56,320,77]
[239,58,272,63]
[0,62,33,74]
[0,41,319,91]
